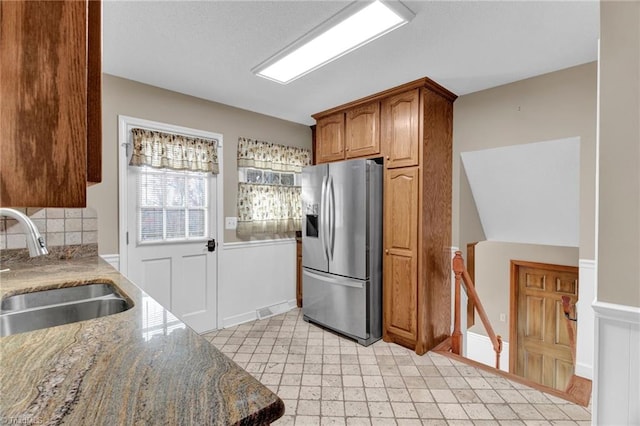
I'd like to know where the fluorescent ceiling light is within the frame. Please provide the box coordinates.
[253,1,414,84]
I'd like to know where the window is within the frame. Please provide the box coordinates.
[236,137,311,238]
[137,166,208,243]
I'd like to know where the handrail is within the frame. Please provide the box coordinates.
[452,251,503,369]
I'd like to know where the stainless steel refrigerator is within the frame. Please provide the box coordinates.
[301,158,382,346]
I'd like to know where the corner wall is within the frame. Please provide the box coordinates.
[594,1,640,424]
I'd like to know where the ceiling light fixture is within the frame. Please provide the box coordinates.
[253,1,414,84]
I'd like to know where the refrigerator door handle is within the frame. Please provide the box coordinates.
[329,175,336,261]
[303,269,365,289]
[320,175,329,262]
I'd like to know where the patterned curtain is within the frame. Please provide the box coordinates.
[129,128,219,174]
[236,137,311,238]
[237,137,311,172]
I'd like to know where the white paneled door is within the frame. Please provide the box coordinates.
[119,117,221,334]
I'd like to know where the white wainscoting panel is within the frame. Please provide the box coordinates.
[220,239,297,328]
[593,301,640,425]
[100,254,120,271]
[576,259,595,379]
[465,331,510,372]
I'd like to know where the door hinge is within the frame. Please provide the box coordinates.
[126,232,129,245]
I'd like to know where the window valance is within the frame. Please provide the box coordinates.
[237,137,311,172]
[129,128,219,174]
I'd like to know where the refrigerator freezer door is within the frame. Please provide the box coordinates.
[328,160,368,279]
[303,269,368,340]
[302,164,329,272]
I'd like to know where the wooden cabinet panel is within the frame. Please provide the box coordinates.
[315,113,345,164]
[0,0,101,207]
[345,102,380,158]
[382,89,420,168]
[87,0,102,184]
[384,167,419,345]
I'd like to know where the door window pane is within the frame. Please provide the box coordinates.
[188,210,206,237]
[137,167,208,243]
[166,210,186,239]
[165,175,185,207]
[140,208,163,241]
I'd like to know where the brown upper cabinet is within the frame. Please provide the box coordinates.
[315,112,346,164]
[314,101,382,164]
[382,89,420,168]
[345,101,380,159]
[0,0,102,208]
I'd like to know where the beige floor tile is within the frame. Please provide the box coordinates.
[462,403,494,419]
[321,400,345,417]
[346,418,372,426]
[368,401,395,418]
[343,387,367,402]
[437,403,469,419]
[300,386,322,400]
[344,401,369,417]
[391,401,419,418]
[298,400,321,416]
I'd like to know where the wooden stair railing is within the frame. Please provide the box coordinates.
[452,251,503,369]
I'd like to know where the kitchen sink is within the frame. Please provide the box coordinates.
[0,283,133,337]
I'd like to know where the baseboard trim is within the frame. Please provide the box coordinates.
[223,238,295,250]
[575,362,593,380]
[222,299,297,329]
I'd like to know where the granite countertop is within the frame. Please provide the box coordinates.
[0,256,284,425]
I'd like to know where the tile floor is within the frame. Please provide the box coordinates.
[201,309,591,425]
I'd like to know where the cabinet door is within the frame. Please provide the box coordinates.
[315,113,345,164]
[345,102,380,158]
[383,167,419,345]
[382,89,420,168]
[0,1,99,206]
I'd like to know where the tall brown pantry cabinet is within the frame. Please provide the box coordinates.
[312,78,456,355]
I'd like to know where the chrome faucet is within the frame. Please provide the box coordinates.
[0,208,48,257]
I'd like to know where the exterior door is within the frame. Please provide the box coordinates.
[510,261,579,391]
[125,165,218,334]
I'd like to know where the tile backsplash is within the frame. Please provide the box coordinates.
[0,208,98,250]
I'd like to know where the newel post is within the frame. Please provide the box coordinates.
[451,251,465,356]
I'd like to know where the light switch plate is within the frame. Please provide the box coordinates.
[225,217,237,230]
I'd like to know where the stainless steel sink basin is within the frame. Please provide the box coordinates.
[0,283,133,337]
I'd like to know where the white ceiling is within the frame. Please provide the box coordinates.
[103,1,599,126]
[461,137,580,247]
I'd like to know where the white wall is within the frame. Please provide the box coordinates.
[220,239,297,327]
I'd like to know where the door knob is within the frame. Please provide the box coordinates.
[206,239,216,252]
